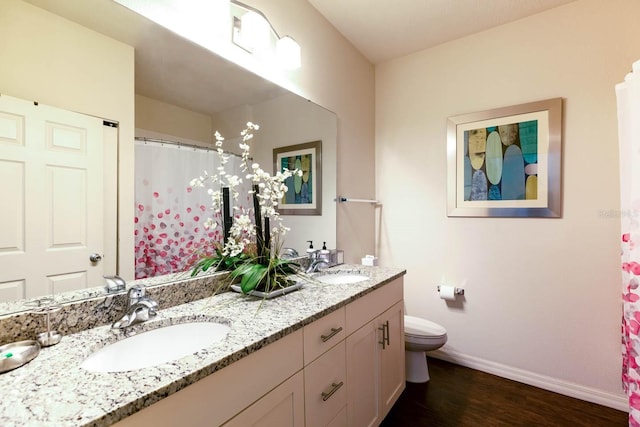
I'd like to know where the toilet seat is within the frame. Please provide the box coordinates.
[404,315,446,339]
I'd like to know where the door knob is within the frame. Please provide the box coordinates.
[89,253,103,263]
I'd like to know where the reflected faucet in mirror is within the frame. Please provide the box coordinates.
[104,276,126,294]
[281,248,299,259]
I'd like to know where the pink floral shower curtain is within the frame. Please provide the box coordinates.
[134,141,250,279]
[618,60,640,425]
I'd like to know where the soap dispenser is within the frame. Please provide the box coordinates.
[319,242,331,263]
[306,241,317,259]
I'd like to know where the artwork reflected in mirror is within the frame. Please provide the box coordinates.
[273,140,322,216]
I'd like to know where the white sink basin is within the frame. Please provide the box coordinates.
[316,273,369,285]
[81,322,230,373]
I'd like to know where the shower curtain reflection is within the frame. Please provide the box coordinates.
[134,140,250,279]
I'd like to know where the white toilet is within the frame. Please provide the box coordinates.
[404,315,447,383]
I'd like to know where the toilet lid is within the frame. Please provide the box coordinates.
[404,315,446,338]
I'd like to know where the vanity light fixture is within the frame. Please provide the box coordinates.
[231,0,302,70]
[114,0,301,70]
[277,36,301,70]
[113,0,231,43]
[239,10,271,54]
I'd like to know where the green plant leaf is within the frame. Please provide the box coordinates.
[191,256,219,276]
[240,263,268,293]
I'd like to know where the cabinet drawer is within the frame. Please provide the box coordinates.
[346,278,403,335]
[304,341,347,427]
[303,307,346,364]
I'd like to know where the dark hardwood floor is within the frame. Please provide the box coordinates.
[380,357,628,427]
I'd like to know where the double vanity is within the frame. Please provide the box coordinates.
[0,265,406,426]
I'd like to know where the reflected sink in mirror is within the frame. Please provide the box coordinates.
[315,273,370,285]
[81,321,230,373]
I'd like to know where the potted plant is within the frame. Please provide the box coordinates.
[190,123,304,296]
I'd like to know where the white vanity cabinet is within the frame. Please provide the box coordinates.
[301,277,404,427]
[113,277,404,427]
[302,277,405,427]
[345,279,405,427]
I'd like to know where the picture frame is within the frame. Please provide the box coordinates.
[447,98,563,218]
[273,140,322,215]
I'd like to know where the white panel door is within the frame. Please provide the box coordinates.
[0,94,105,301]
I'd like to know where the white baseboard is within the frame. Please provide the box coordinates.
[430,348,628,412]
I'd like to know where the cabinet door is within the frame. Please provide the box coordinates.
[327,406,347,427]
[346,320,380,427]
[224,371,304,427]
[379,300,405,416]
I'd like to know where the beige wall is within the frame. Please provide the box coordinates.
[0,0,135,279]
[135,95,213,145]
[244,0,376,263]
[376,0,640,408]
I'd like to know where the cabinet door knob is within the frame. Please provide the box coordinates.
[321,381,344,401]
[320,327,343,343]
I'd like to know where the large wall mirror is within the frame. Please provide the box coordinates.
[3,0,336,315]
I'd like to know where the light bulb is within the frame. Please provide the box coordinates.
[277,36,301,70]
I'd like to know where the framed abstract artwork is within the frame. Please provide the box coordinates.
[447,98,563,218]
[273,140,322,215]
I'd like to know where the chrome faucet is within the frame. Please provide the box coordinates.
[104,275,126,293]
[306,259,330,273]
[281,247,299,259]
[112,285,158,329]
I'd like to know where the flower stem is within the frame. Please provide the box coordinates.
[253,184,264,262]
[264,216,270,256]
[222,187,232,244]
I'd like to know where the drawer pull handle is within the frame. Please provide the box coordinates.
[378,323,386,349]
[321,327,343,342]
[321,381,344,401]
[384,321,390,347]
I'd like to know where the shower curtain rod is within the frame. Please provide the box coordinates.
[134,136,245,159]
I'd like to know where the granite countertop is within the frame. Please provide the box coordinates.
[0,265,405,427]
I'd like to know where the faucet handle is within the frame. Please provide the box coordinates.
[127,285,146,305]
[146,298,159,314]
